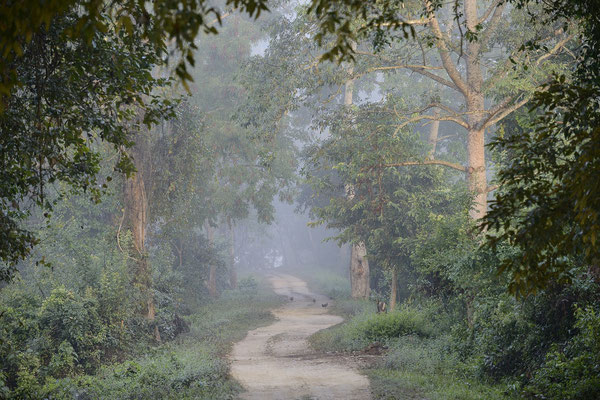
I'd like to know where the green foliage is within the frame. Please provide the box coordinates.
[45,277,281,400]
[526,305,600,399]
[483,0,600,295]
[0,5,174,279]
[355,306,435,341]
[310,303,435,351]
[0,272,281,399]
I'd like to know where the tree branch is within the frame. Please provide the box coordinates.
[536,34,574,66]
[480,1,506,48]
[384,160,467,173]
[482,96,530,129]
[406,66,459,91]
[394,107,469,130]
[478,0,502,25]
[426,1,470,96]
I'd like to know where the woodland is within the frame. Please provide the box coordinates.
[1,0,599,399]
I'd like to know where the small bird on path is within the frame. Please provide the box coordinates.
[312,298,316,303]
[290,296,294,301]
[321,303,328,308]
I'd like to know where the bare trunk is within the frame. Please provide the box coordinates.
[467,125,487,220]
[465,0,487,220]
[227,216,237,290]
[206,223,217,297]
[389,268,398,311]
[124,143,160,342]
[345,74,370,299]
[350,242,370,299]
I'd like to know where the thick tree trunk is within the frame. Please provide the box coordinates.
[467,125,487,220]
[124,144,160,342]
[206,223,218,298]
[227,216,237,290]
[345,69,371,299]
[350,242,370,299]
[465,0,488,220]
[389,268,398,311]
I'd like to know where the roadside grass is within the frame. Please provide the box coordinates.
[45,275,283,399]
[302,267,515,400]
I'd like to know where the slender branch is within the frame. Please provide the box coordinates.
[366,64,443,72]
[384,160,467,173]
[395,111,469,130]
[484,30,572,91]
[478,0,502,25]
[482,96,530,129]
[536,34,574,66]
[406,66,459,91]
[208,11,232,27]
[426,1,470,96]
[480,2,506,48]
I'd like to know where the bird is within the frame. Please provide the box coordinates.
[321,303,328,308]
[290,296,294,301]
[312,298,316,303]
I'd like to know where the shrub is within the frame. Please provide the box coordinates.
[526,305,600,399]
[310,303,435,352]
[38,287,106,372]
[354,305,435,341]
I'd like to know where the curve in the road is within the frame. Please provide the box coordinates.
[230,273,371,400]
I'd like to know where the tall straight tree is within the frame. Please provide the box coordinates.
[344,76,370,299]
[122,130,161,341]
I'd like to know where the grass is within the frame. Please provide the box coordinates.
[310,305,435,352]
[301,267,515,400]
[45,274,284,399]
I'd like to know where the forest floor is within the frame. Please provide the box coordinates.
[230,273,374,400]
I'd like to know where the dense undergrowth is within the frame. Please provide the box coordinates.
[0,275,282,399]
[299,266,600,400]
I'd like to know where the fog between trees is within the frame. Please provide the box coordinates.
[1,1,599,399]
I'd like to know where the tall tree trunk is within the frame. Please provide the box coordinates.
[389,268,398,311]
[465,0,488,220]
[206,223,218,297]
[345,66,371,299]
[124,140,160,342]
[227,216,237,289]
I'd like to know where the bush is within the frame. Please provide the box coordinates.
[310,303,435,352]
[526,305,600,400]
[355,305,435,341]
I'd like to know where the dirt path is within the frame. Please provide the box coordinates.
[230,273,371,400]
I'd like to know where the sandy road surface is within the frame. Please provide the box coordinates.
[230,273,371,400]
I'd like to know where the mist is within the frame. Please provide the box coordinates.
[1,1,598,399]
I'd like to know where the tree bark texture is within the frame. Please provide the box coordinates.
[350,242,370,299]
[465,0,488,220]
[124,136,160,342]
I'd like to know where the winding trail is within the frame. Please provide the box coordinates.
[230,273,371,400]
